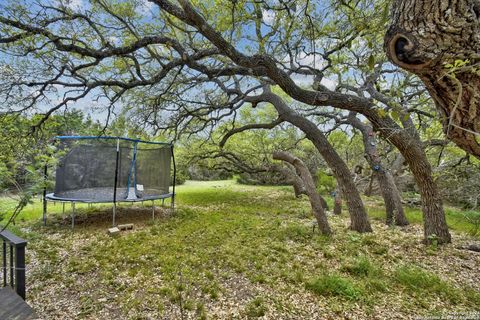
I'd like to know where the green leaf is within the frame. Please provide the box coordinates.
[368,55,375,70]
[377,109,386,118]
[391,110,399,121]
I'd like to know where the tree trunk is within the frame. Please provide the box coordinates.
[385,0,480,158]
[348,114,409,226]
[274,165,307,198]
[292,180,305,198]
[367,114,451,243]
[275,164,329,208]
[333,182,343,215]
[273,151,332,235]
[377,170,409,226]
[364,174,374,196]
[391,153,406,177]
[266,92,372,232]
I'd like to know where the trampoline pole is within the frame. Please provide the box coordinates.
[171,144,176,213]
[113,204,116,227]
[72,202,76,229]
[152,200,155,220]
[43,165,47,226]
[113,138,120,227]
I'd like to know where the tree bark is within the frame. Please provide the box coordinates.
[391,153,406,177]
[273,165,307,198]
[377,170,409,226]
[347,114,409,226]
[273,151,332,235]
[292,178,306,198]
[364,174,375,196]
[284,163,330,209]
[263,91,372,232]
[385,0,480,158]
[368,114,451,243]
[333,182,343,215]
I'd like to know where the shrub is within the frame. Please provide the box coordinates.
[316,170,336,194]
[172,169,188,185]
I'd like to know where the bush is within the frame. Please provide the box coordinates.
[172,169,188,185]
[436,162,480,208]
[316,170,336,194]
[187,164,231,181]
[235,171,286,186]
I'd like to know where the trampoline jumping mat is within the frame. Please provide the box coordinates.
[45,187,173,203]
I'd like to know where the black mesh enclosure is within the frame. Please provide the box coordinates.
[136,147,172,197]
[49,137,173,203]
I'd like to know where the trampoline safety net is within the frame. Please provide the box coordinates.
[51,137,173,203]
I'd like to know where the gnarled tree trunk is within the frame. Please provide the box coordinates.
[369,114,452,243]
[273,151,332,235]
[273,165,307,198]
[333,182,343,215]
[377,170,409,226]
[348,114,409,226]
[385,0,480,158]
[265,91,372,233]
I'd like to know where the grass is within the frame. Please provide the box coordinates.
[342,255,380,277]
[244,297,267,318]
[0,180,479,318]
[366,202,480,237]
[306,273,363,301]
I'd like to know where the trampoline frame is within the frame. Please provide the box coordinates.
[43,136,176,228]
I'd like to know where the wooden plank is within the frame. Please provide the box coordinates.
[0,287,36,320]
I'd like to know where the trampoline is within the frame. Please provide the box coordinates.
[43,136,176,227]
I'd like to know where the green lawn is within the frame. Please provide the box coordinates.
[1,180,479,319]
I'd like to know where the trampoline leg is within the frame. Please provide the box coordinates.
[72,202,76,229]
[113,203,116,227]
[162,198,165,207]
[43,199,47,226]
[62,203,65,215]
[152,201,155,220]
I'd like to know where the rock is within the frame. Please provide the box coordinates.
[108,227,120,236]
[118,224,134,231]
